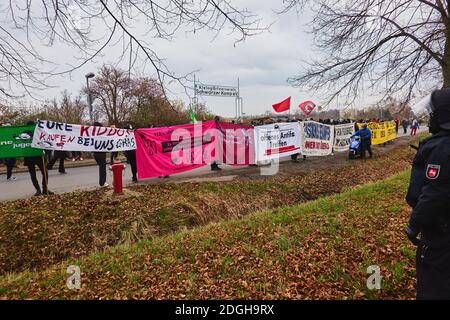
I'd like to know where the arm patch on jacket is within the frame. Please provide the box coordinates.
[426,164,441,180]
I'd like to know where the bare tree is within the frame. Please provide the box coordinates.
[87,65,135,125]
[285,0,450,106]
[88,65,176,125]
[45,91,87,123]
[0,1,265,102]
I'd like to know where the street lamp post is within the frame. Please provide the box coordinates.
[85,72,95,123]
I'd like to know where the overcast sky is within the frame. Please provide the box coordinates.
[19,1,370,118]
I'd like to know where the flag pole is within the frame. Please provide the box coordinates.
[42,154,48,195]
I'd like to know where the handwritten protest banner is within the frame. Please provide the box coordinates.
[301,121,334,156]
[357,121,397,145]
[32,120,136,152]
[333,123,355,152]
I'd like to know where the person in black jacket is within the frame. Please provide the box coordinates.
[402,119,409,134]
[5,158,17,181]
[124,124,138,182]
[92,122,108,187]
[47,150,67,174]
[23,121,53,196]
[405,88,450,299]
[211,116,222,171]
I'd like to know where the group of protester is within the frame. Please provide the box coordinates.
[2,116,414,196]
[398,118,420,135]
[6,86,450,301]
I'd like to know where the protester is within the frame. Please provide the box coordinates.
[211,116,222,171]
[411,118,419,136]
[92,122,109,187]
[44,149,52,164]
[124,125,138,183]
[23,121,53,196]
[71,151,84,161]
[5,158,17,181]
[402,119,409,134]
[405,88,450,299]
[47,150,67,174]
[110,125,118,165]
[352,123,373,158]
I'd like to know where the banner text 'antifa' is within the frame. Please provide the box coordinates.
[259,129,295,149]
[36,120,135,151]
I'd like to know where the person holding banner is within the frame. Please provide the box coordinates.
[47,150,67,174]
[210,116,222,171]
[25,155,52,196]
[24,121,52,196]
[124,124,138,183]
[92,122,109,188]
[5,158,17,181]
[352,123,373,158]
[109,125,119,166]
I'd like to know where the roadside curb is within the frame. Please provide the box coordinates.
[0,157,127,175]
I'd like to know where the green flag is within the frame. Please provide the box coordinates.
[0,124,44,159]
[189,105,198,124]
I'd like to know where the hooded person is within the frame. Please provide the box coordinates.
[406,88,450,299]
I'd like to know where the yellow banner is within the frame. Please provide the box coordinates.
[357,121,397,145]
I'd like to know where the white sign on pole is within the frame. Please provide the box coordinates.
[194,84,239,97]
[253,122,301,162]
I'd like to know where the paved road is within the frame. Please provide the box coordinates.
[0,161,248,202]
[0,128,426,202]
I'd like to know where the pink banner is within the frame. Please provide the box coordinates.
[135,121,254,179]
[135,121,217,179]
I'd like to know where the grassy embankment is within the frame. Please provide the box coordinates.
[0,140,416,276]
[0,170,417,299]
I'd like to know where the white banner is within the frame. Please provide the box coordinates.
[300,121,334,156]
[253,122,301,162]
[333,123,355,152]
[194,84,238,97]
[32,120,136,152]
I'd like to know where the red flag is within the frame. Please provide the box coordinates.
[272,97,291,113]
[299,100,316,115]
